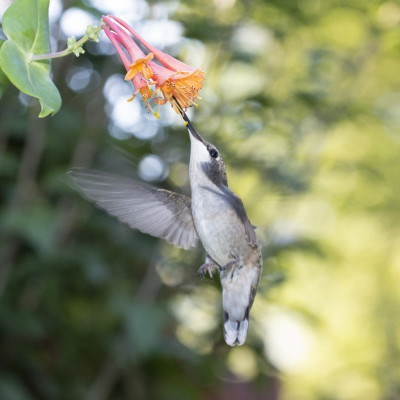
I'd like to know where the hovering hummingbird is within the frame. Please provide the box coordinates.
[68,114,263,346]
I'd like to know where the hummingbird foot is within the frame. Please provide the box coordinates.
[197,262,218,279]
[219,259,238,273]
[197,254,219,279]
[219,249,243,276]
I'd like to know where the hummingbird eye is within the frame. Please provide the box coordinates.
[209,149,218,158]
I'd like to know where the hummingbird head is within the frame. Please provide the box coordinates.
[183,112,228,187]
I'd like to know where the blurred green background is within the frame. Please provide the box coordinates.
[1,0,400,399]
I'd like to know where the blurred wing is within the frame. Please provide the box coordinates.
[68,169,198,250]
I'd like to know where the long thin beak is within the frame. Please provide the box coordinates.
[181,111,207,144]
[171,96,207,144]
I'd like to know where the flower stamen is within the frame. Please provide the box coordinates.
[102,15,205,119]
[125,53,154,81]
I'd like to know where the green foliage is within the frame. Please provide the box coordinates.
[0,0,61,117]
[1,0,400,399]
[0,40,9,98]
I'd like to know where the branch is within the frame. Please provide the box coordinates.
[29,25,102,61]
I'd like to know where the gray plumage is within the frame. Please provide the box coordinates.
[67,169,198,250]
[68,115,262,346]
[185,116,263,346]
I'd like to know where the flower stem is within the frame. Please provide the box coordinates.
[30,49,71,61]
[29,25,102,62]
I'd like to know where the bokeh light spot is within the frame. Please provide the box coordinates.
[138,155,167,182]
[262,309,315,372]
[227,347,259,381]
[60,8,96,37]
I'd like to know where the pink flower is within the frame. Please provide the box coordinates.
[102,17,156,116]
[102,15,205,117]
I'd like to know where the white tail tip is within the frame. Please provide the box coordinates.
[223,313,249,346]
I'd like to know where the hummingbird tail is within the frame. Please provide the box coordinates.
[220,262,261,346]
[223,309,249,346]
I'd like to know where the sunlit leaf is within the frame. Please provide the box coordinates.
[0,0,61,117]
[0,40,9,98]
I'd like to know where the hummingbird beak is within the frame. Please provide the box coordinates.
[181,111,208,145]
[171,96,207,145]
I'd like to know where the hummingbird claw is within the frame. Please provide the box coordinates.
[219,250,243,278]
[219,259,236,273]
[197,262,217,280]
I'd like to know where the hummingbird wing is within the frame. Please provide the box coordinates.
[68,169,198,250]
[221,186,259,248]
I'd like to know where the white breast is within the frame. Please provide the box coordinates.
[191,186,234,266]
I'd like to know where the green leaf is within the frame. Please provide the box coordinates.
[0,0,61,117]
[0,40,9,98]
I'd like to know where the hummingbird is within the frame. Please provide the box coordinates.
[68,114,263,346]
